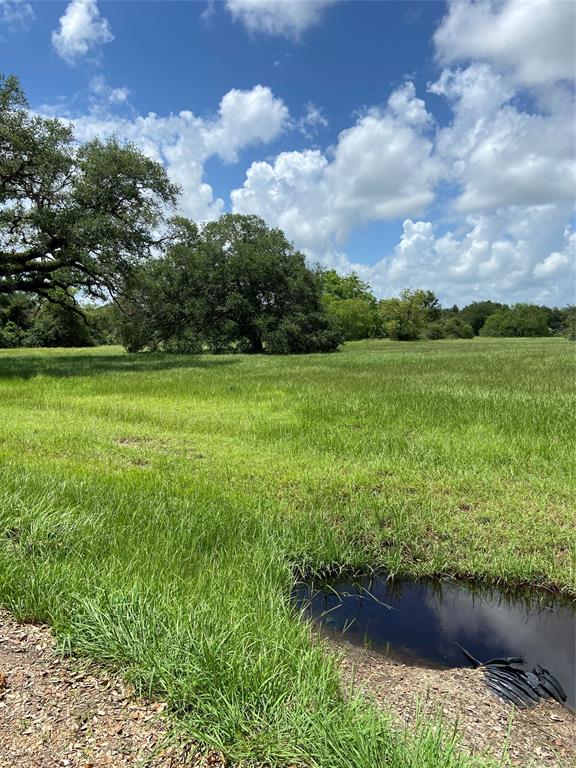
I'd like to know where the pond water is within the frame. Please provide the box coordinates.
[293,574,576,708]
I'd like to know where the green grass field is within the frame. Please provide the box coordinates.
[0,338,574,767]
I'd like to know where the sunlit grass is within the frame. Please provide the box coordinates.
[0,338,573,766]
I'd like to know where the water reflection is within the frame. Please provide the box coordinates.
[293,576,576,708]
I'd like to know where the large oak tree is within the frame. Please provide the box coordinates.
[0,74,178,307]
[119,214,343,354]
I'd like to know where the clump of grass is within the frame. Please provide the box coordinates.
[0,338,573,766]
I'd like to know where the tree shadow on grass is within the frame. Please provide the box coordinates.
[0,350,242,380]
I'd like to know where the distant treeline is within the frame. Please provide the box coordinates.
[320,278,575,342]
[1,255,574,351]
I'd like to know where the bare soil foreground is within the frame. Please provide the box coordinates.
[328,634,576,768]
[0,612,225,768]
[2,610,574,768]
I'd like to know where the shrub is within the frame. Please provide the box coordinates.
[480,304,549,337]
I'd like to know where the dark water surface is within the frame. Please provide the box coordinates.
[293,575,576,708]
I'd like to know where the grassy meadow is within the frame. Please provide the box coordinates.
[0,337,574,767]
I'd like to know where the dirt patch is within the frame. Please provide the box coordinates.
[114,437,206,462]
[327,633,575,767]
[130,458,151,468]
[115,435,175,448]
[115,437,157,448]
[3,608,572,768]
[0,611,225,768]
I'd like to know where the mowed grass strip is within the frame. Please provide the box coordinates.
[0,338,573,767]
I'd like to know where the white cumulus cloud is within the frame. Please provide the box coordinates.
[67,85,289,222]
[232,82,440,253]
[225,0,336,38]
[52,0,114,63]
[434,0,576,86]
[532,237,575,279]
[203,84,289,162]
[366,206,576,306]
[230,72,574,305]
[429,64,576,212]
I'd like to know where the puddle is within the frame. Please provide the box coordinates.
[293,574,576,708]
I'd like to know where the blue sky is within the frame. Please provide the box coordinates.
[1,0,575,305]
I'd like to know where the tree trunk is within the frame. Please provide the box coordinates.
[249,333,264,353]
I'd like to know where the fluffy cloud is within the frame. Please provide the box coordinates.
[68,85,289,221]
[52,0,113,63]
[231,63,576,304]
[365,206,576,305]
[230,72,574,305]
[532,235,575,279]
[225,0,336,38]
[232,82,440,252]
[430,64,576,212]
[232,149,331,253]
[434,0,576,86]
[203,85,289,161]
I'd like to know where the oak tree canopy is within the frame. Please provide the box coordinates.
[0,74,178,308]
